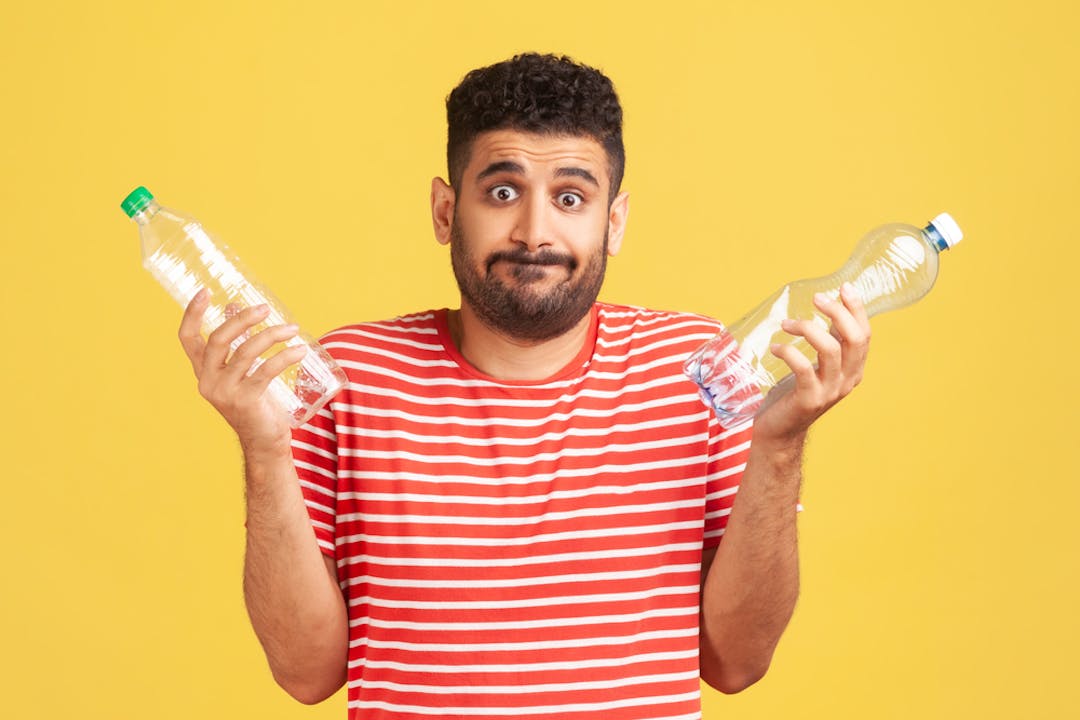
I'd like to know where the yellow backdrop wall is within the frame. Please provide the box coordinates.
[2,1,1077,718]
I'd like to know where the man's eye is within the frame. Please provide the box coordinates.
[558,192,583,208]
[490,185,519,202]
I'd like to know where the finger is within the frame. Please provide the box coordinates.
[770,341,819,393]
[244,344,310,393]
[782,315,842,387]
[203,304,271,370]
[224,302,256,340]
[834,283,872,378]
[840,282,871,333]
[221,324,301,383]
[814,289,863,346]
[178,288,211,374]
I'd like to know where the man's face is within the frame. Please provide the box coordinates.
[444,129,621,342]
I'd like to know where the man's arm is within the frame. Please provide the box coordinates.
[698,436,802,693]
[178,291,348,703]
[698,283,871,693]
[243,449,349,704]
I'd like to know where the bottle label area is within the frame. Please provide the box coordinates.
[683,329,765,427]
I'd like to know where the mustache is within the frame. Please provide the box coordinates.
[486,248,577,272]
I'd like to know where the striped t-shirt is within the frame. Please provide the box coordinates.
[291,302,754,720]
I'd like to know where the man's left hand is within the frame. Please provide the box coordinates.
[753,281,872,443]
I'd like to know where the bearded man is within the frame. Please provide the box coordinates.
[178,52,871,719]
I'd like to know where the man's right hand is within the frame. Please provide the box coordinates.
[178,288,308,458]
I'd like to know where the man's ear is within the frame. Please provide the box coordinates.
[431,177,455,246]
[606,191,630,256]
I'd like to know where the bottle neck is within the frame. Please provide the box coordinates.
[132,200,162,226]
[923,223,949,252]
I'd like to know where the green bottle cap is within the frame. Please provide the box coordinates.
[120,186,154,218]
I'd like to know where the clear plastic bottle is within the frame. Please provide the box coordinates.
[121,186,347,427]
[684,213,964,427]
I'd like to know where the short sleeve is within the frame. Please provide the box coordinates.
[702,417,754,550]
[291,406,339,559]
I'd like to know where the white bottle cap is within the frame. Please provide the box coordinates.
[930,212,963,248]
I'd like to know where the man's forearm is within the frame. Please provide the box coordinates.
[699,435,803,693]
[243,448,349,704]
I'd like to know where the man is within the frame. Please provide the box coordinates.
[179,53,870,719]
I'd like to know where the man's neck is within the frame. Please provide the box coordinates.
[448,304,595,382]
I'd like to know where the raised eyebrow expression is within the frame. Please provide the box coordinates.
[475,160,600,190]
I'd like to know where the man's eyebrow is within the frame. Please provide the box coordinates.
[476,161,525,182]
[474,161,601,189]
[554,166,600,188]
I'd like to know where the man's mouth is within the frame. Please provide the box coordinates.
[488,251,575,273]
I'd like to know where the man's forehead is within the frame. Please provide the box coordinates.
[464,129,608,179]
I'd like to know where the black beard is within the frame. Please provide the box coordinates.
[449,219,607,343]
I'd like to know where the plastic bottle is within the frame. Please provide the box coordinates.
[120,186,347,427]
[683,213,964,427]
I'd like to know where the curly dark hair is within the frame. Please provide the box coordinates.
[446,53,625,202]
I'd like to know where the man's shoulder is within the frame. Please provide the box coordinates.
[317,309,444,352]
[593,302,725,363]
[595,302,724,335]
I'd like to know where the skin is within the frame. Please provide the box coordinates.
[697,284,871,692]
[178,300,347,703]
[430,129,629,380]
[177,128,871,702]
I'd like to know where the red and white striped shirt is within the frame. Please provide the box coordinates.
[291,302,754,720]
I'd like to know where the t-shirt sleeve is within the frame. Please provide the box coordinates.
[702,417,754,550]
[291,406,339,559]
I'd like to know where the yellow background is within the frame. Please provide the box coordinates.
[2,1,1077,717]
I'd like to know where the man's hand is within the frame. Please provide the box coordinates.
[178,288,308,457]
[753,281,872,443]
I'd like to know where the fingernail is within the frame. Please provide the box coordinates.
[781,318,797,330]
[195,288,209,301]
[256,304,270,314]
[841,282,855,295]
[770,343,782,354]
[285,324,300,333]
[814,292,829,305]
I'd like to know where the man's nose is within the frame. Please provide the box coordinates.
[510,194,553,251]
